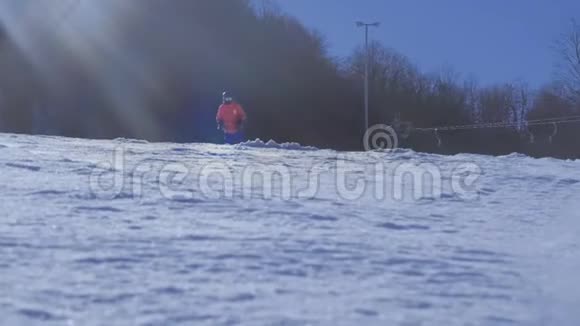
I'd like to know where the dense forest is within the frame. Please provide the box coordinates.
[0,0,579,158]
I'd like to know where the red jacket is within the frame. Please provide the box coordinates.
[217,102,247,134]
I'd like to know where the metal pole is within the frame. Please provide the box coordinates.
[364,26,369,133]
[356,21,379,134]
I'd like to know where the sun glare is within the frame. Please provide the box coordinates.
[0,1,163,138]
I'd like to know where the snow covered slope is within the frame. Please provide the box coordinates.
[1,133,579,326]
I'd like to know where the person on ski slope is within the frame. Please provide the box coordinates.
[216,91,247,144]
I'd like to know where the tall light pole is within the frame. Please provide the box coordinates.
[356,21,380,133]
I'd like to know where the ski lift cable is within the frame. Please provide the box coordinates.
[412,115,580,132]
[409,117,579,147]
[525,115,580,124]
[415,116,580,132]
[527,118,580,127]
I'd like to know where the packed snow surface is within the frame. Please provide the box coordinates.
[235,139,318,151]
[1,133,579,326]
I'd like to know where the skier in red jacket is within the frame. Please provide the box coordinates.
[216,91,247,144]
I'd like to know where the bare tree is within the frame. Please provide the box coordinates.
[463,75,479,122]
[515,82,531,129]
[502,81,530,128]
[253,0,282,18]
[346,42,421,123]
[348,41,417,91]
[477,85,514,123]
[555,19,580,105]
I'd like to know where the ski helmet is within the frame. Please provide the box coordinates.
[222,91,233,104]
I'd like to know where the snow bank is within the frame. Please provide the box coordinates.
[498,152,530,160]
[235,139,318,151]
[2,132,580,325]
[113,137,150,144]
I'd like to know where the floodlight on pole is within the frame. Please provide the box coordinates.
[356,21,380,134]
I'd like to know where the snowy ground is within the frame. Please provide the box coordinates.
[0,133,579,326]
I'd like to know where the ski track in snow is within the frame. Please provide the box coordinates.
[0,133,579,326]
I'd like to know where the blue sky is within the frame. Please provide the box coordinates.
[274,0,580,87]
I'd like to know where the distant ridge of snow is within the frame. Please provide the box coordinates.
[498,153,530,159]
[113,137,150,144]
[497,152,579,163]
[235,139,318,151]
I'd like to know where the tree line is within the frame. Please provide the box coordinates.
[0,0,578,158]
